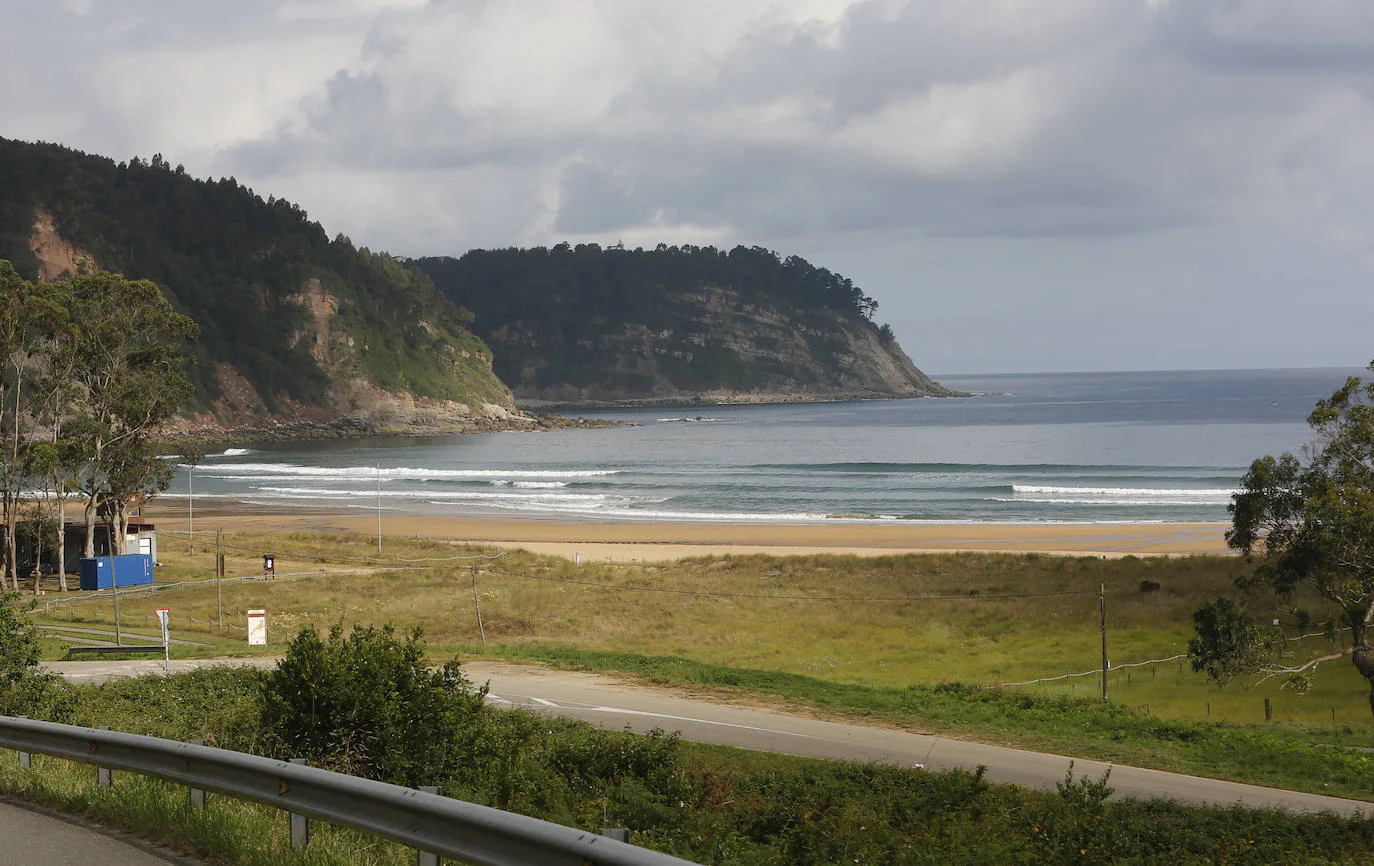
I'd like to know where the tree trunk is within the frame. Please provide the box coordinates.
[8,362,23,591]
[3,507,16,592]
[82,492,97,558]
[0,521,10,592]
[56,494,67,592]
[2,490,15,590]
[1353,620,1374,718]
[32,520,42,595]
[113,500,126,556]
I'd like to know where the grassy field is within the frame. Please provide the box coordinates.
[23,526,1374,802]
[33,527,1372,729]
[4,663,1372,865]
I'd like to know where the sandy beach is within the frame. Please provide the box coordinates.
[144,502,1231,560]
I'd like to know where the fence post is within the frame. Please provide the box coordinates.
[97,726,113,787]
[1264,698,1273,722]
[15,717,30,769]
[418,786,442,866]
[189,740,206,808]
[289,758,310,848]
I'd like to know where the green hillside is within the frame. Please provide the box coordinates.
[0,139,508,418]
[414,244,952,404]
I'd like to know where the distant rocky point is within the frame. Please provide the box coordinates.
[414,245,961,406]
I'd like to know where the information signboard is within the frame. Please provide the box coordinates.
[247,609,267,646]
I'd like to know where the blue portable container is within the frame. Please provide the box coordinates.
[78,554,155,590]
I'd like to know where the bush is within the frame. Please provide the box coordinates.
[67,666,263,749]
[260,623,487,786]
[0,590,67,717]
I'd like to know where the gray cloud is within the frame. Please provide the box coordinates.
[3,0,1373,371]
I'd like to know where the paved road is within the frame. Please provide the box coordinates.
[40,658,1373,817]
[0,800,177,865]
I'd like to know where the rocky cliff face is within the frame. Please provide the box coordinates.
[493,284,955,406]
[415,244,957,408]
[24,211,519,437]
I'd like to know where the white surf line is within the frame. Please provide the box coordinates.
[488,692,817,738]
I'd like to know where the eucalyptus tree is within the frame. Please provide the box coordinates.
[0,262,61,590]
[24,429,84,591]
[27,280,79,588]
[1190,362,1374,713]
[63,272,196,557]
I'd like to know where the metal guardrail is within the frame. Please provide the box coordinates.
[0,716,697,866]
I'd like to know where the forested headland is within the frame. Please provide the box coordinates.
[0,138,510,424]
[2,136,954,421]
[415,245,954,405]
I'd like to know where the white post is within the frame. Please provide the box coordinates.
[156,607,170,674]
[188,464,194,556]
[376,462,382,555]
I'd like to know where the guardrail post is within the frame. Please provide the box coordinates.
[418,786,441,866]
[97,726,112,787]
[601,828,630,843]
[189,740,206,808]
[289,758,309,848]
[15,717,30,768]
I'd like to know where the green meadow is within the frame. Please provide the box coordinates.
[27,527,1374,798]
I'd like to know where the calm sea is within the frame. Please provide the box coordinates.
[170,368,1367,524]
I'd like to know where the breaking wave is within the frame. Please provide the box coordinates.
[196,463,618,480]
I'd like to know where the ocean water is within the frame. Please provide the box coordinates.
[171,368,1367,524]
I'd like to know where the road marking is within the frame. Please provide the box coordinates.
[490,692,815,738]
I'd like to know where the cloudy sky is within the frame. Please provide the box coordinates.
[4,0,1373,374]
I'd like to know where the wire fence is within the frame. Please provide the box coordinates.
[481,566,1100,603]
[1000,626,1356,688]
[37,561,496,615]
[157,528,506,565]
[1001,654,1188,687]
[24,530,1364,717]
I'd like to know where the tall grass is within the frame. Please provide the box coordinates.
[28,528,1374,797]
[53,530,1366,723]
[0,755,415,865]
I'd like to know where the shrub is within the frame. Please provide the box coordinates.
[0,590,68,717]
[260,623,487,786]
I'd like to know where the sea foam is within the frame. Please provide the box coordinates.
[197,463,618,480]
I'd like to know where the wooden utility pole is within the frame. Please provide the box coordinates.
[110,541,121,645]
[216,528,224,631]
[471,565,486,647]
[1100,583,1109,702]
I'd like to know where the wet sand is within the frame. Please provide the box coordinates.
[145,502,1231,561]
